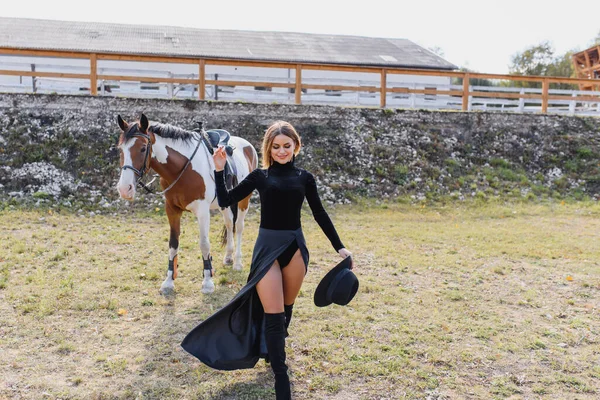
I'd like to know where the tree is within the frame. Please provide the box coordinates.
[452,67,496,87]
[509,41,554,77]
[507,41,576,89]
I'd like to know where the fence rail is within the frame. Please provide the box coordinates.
[1,47,599,115]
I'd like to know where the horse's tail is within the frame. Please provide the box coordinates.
[220,203,238,246]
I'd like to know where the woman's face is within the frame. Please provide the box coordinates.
[271,134,295,164]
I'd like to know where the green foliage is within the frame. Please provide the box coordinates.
[490,158,511,169]
[393,164,409,185]
[32,191,50,199]
[510,41,555,77]
[576,146,594,159]
[507,41,577,89]
[445,158,462,175]
[452,67,497,86]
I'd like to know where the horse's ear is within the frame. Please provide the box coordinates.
[117,115,128,131]
[148,130,156,144]
[140,113,149,132]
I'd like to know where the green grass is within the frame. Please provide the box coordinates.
[1,200,599,399]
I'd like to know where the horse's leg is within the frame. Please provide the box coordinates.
[193,202,215,294]
[160,204,182,295]
[233,207,248,271]
[220,208,235,267]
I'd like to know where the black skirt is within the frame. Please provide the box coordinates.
[181,228,309,370]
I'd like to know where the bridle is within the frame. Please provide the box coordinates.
[120,127,204,195]
[121,131,154,193]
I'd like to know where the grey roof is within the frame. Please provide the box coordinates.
[0,17,457,70]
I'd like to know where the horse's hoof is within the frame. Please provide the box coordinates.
[201,281,215,294]
[159,286,175,296]
[233,263,242,271]
[223,256,234,265]
[160,279,175,294]
[201,286,215,294]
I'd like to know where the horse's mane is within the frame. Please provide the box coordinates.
[148,122,198,144]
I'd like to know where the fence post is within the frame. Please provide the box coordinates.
[295,64,302,104]
[167,72,174,98]
[214,73,219,101]
[541,78,549,113]
[518,88,525,112]
[30,64,37,93]
[462,73,470,111]
[198,59,205,100]
[569,93,576,115]
[90,53,97,96]
[380,69,387,108]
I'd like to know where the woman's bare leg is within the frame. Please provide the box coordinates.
[282,249,306,306]
[256,262,285,313]
[258,261,291,399]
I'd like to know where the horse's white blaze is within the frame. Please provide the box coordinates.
[116,139,137,200]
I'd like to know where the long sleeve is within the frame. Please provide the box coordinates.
[305,172,345,251]
[215,169,259,208]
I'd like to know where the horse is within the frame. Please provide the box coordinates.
[115,113,258,295]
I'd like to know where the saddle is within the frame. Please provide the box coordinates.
[205,129,233,156]
[194,122,238,191]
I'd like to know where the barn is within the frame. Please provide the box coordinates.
[0,16,457,107]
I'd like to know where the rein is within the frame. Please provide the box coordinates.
[156,134,203,195]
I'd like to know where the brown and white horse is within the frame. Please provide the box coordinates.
[116,114,257,295]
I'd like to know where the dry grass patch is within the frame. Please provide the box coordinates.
[1,201,599,399]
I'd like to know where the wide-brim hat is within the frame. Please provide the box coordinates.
[314,256,359,307]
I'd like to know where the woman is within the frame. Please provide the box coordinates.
[182,121,352,399]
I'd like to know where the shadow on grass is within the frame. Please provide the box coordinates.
[130,265,275,399]
[204,371,274,400]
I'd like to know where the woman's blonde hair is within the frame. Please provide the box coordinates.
[261,121,302,168]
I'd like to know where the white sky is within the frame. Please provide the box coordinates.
[2,0,599,75]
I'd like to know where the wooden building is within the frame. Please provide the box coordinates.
[572,45,600,91]
[0,17,457,107]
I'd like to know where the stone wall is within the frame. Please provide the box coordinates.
[1,93,599,208]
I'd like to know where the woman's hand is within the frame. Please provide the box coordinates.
[213,146,227,172]
[338,248,354,269]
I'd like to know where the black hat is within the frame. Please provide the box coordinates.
[314,256,359,307]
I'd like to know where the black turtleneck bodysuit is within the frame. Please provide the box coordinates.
[214,161,344,252]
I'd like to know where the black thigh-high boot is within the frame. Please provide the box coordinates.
[284,303,294,337]
[264,312,291,400]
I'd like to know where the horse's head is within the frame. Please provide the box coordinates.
[116,113,156,200]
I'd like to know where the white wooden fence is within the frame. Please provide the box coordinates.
[1,58,599,116]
